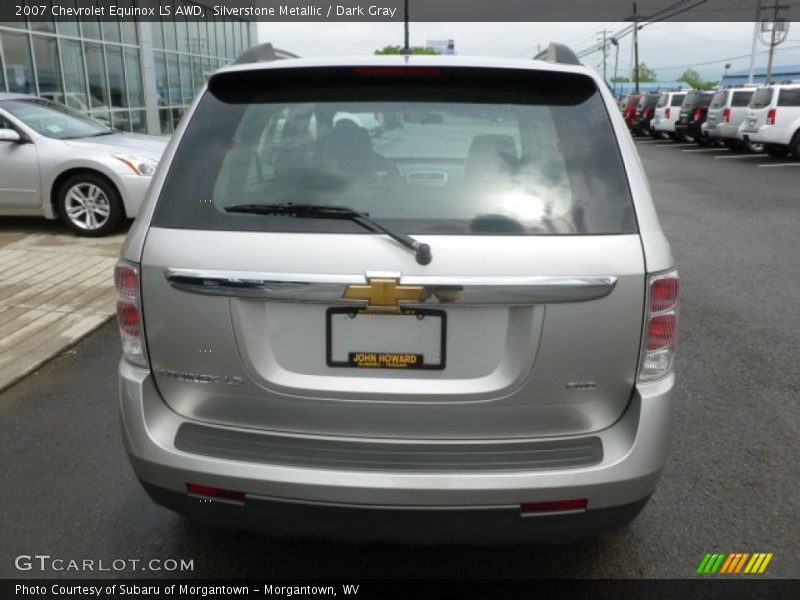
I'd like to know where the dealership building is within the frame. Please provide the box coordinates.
[0,1,258,135]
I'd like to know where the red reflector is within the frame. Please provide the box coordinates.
[352,67,441,77]
[114,264,138,300]
[116,301,141,337]
[521,499,587,513]
[651,278,680,313]
[767,108,777,125]
[647,314,677,351]
[187,483,245,501]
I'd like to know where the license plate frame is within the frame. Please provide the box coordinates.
[326,307,447,370]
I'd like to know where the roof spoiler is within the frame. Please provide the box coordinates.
[233,42,299,65]
[534,43,581,66]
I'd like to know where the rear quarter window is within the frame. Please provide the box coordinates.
[778,89,800,107]
[152,67,637,236]
[731,91,754,107]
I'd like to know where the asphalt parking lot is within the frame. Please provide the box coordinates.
[0,137,798,580]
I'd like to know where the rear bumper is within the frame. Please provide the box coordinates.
[742,126,788,145]
[675,122,701,137]
[652,118,675,133]
[119,360,674,542]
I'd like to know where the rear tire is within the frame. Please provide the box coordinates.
[764,143,790,158]
[57,173,124,237]
[724,139,744,152]
[789,132,800,160]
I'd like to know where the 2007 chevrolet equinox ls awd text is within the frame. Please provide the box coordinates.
[115,44,679,544]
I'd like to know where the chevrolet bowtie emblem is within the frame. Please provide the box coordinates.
[343,278,424,309]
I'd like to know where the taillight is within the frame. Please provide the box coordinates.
[694,107,705,121]
[639,270,679,382]
[665,107,671,119]
[723,108,731,123]
[114,262,148,368]
[767,108,777,125]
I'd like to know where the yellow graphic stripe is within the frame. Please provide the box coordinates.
[758,554,773,574]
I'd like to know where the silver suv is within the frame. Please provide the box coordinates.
[116,45,679,543]
[702,86,761,152]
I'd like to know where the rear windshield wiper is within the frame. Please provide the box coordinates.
[224,203,432,265]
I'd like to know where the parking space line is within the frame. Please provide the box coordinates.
[714,154,768,160]
[682,148,728,153]
[757,163,800,168]
[657,143,695,147]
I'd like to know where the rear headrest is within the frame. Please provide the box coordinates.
[320,121,376,178]
[465,134,518,180]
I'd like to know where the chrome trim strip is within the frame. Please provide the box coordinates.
[164,269,617,305]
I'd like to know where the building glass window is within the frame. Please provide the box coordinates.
[131,109,146,133]
[166,51,180,106]
[82,18,102,41]
[215,20,225,58]
[159,108,173,134]
[176,17,189,53]
[151,20,164,49]
[102,20,121,44]
[226,20,234,58]
[189,18,202,54]
[32,35,63,97]
[1,31,36,94]
[163,18,177,51]
[56,1,81,37]
[178,54,191,104]
[191,55,203,93]
[59,39,89,112]
[124,47,143,108]
[85,42,110,124]
[206,18,216,57]
[28,0,56,34]
[106,45,126,108]
[117,1,138,45]
[154,50,168,108]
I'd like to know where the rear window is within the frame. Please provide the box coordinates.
[682,91,703,108]
[153,67,637,236]
[710,90,728,109]
[671,93,686,106]
[731,90,754,107]
[750,87,774,109]
[778,89,800,107]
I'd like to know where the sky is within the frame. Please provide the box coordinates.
[258,22,800,82]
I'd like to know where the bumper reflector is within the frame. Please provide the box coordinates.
[186,483,245,501]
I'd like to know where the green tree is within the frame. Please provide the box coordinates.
[611,76,630,83]
[374,45,439,55]
[678,68,718,90]
[637,62,658,83]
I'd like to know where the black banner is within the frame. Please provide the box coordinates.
[2,579,800,600]
[1,0,796,22]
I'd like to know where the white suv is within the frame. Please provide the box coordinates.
[739,82,800,158]
[651,90,686,140]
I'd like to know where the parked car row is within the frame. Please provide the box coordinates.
[621,81,800,158]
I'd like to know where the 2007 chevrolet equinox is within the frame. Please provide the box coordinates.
[116,44,679,544]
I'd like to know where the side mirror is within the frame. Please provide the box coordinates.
[0,128,22,143]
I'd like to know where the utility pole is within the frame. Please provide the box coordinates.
[626,3,641,93]
[764,0,790,84]
[748,0,763,84]
[401,0,411,55]
[597,29,611,84]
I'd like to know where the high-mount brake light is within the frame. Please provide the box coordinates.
[352,67,442,77]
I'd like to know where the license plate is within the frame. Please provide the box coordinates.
[748,119,756,127]
[326,307,446,370]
